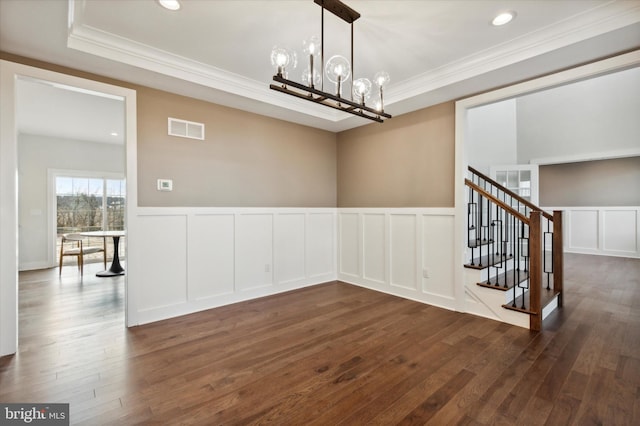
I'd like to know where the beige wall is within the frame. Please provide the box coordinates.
[540,156,640,206]
[336,102,455,207]
[1,53,337,208]
[4,53,457,209]
[137,87,336,207]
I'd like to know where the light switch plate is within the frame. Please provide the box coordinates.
[157,179,173,191]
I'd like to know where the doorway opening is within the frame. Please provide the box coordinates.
[16,77,127,328]
[0,60,138,356]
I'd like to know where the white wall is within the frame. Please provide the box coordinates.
[467,67,640,169]
[517,67,640,164]
[337,208,457,311]
[18,133,125,270]
[466,99,517,174]
[127,207,336,325]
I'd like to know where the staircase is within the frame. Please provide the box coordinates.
[464,166,563,331]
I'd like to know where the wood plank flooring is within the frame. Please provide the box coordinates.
[1,253,639,425]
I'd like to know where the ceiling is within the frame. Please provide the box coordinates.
[1,0,640,138]
[16,78,125,144]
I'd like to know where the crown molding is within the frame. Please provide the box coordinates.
[530,147,640,166]
[66,0,640,122]
[67,1,347,122]
[68,26,348,122]
[388,1,640,104]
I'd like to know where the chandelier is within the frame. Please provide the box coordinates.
[269,0,392,123]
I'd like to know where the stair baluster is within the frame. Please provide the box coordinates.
[465,166,563,331]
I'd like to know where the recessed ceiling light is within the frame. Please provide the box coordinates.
[492,11,516,26]
[110,132,119,137]
[158,0,181,11]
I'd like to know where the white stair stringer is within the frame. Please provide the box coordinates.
[464,268,530,329]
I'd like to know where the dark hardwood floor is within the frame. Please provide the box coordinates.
[1,253,638,425]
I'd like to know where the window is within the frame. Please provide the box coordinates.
[54,174,125,265]
[56,176,125,233]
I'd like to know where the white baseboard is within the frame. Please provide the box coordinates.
[19,261,53,271]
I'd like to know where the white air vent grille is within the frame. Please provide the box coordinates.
[168,117,205,140]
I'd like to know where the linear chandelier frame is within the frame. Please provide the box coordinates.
[269,0,392,123]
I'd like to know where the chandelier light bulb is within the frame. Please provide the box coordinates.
[303,36,321,57]
[352,78,372,105]
[373,71,390,88]
[373,71,390,112]
[271,46,293,76]
[326,55,351,96]
[302,67,321,87]
[303,36,321,87]
[325,55,351,83]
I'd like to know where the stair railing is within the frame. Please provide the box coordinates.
[466,167,563,331]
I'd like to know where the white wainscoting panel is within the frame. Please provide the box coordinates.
[544,206,639,258]
[137,214,188,312]
[569,210,599,250]
[603,210,637,254]
[133,208,336,325]
[338,208,456,311]
[236,213,274,291]
[188,214,235,300]
[363,214,385,284]
[390,214,418,291]
[274,213,306,286]
[339,213,360,277]
[306,213,335,278]
[423,215,455,300]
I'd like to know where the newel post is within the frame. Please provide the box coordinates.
[529,211,541,331]
[553,210,564,307]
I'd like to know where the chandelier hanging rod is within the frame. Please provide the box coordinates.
[317,0,357,97]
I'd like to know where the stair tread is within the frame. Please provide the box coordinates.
[502,285,559,315]
[464,253,513,270]
[467,238,492,249]
[477,269,529,291]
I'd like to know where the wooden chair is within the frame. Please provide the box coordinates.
[58,233,106,276]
